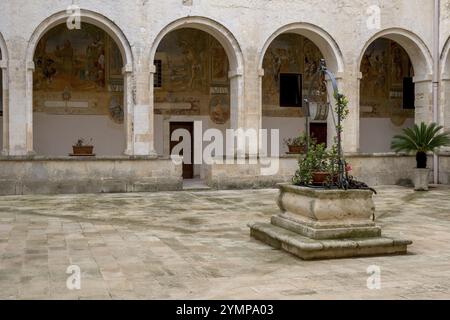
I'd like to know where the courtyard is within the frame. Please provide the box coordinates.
[0,185,449,300]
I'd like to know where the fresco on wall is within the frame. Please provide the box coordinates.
[210,37,229,84]
[34,24,108,91]
[209,95,229,125]
[157,29,209,93]
[33,23,124,123]
[360,38,414,123]
[262,34,325,118]
[155,28,230,124]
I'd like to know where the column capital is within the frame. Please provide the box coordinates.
[258,68,265,77]
[442,73,450,81]
[413,74,433,83]
[228,68,243,79]
[334,72,345,80]
[122,64,133,75]
[0,60,7,69]
[26,61,35,71]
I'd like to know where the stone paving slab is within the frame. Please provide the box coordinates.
[0,186,449,299]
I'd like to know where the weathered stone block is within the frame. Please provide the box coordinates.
[277,184,375,223]
[249,183,412,260]
[250,223,412,260]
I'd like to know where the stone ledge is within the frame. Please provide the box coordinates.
[0,155,166,162]
[249,222,412,260]
[271,215,382,240]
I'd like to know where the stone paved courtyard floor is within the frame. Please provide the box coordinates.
[0,186,449,300]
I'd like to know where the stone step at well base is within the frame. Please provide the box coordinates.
[248,222,413,261]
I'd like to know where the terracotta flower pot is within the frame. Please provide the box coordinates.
[312,172,331,185]
[72,146,94,155]
[288,145,306,154]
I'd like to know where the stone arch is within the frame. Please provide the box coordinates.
[0,32,8,62]
[358,28,432,79]
[358,28,433,153]
[25,9,134,154]
[149,16,244,75]
[0,32,8,155]
[259,22,345,74]
[441,37,450,77]
[146,16,245,156]
[258,23,345,153]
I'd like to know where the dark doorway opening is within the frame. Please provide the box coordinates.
[170,122,194,179]
[310,123,327,147]
[280,73,302,107]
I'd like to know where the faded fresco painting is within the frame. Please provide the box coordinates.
[360,38,414,123]
[33,23,124,123]
[34,23,107,91]
[262,34,324,117]
[210,37,229,84]
[155,28,230,124]
[157,28,209,93]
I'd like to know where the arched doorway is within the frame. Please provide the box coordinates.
[258,24,344,156]
[153,28,231,179]
[26,10,133,156]
[358,31,432,153]
[149,17,244,179]
[32,23,125,156]
[359,38,415,153]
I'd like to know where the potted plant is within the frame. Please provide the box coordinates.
[72,138,94,156]
[292,141,336,186]
[391,122,450,191]
[283,133,308,154]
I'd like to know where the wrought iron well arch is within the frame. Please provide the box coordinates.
[304,59,348,189]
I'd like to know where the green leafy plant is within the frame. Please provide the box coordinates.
[293,142,331,186]
[391,122,450,168]
[334,93,349,134]
[74,138,93,147]
[283,133,308,147]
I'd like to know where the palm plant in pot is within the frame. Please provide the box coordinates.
[391,122,450,191]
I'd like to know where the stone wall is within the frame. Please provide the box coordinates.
[439,153,450,185]
[205,153,450,189]
[0,157,182,195]
[204,156,298,189]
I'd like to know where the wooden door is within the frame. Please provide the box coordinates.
[170,122,194,179]
[310,123,328,147]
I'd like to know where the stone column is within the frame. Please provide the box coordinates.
[441,73,450,151]
[133,63,157,157]
[442,73,450,129]
[7,58,32,156]
[1,59,9,155]
[413,74,433,124]
[241,64,261,158]
[229,68,245,130]
[122,64,134,155]
[342,72,360,153]
[257,67,266,156]
[229,68,247,156]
